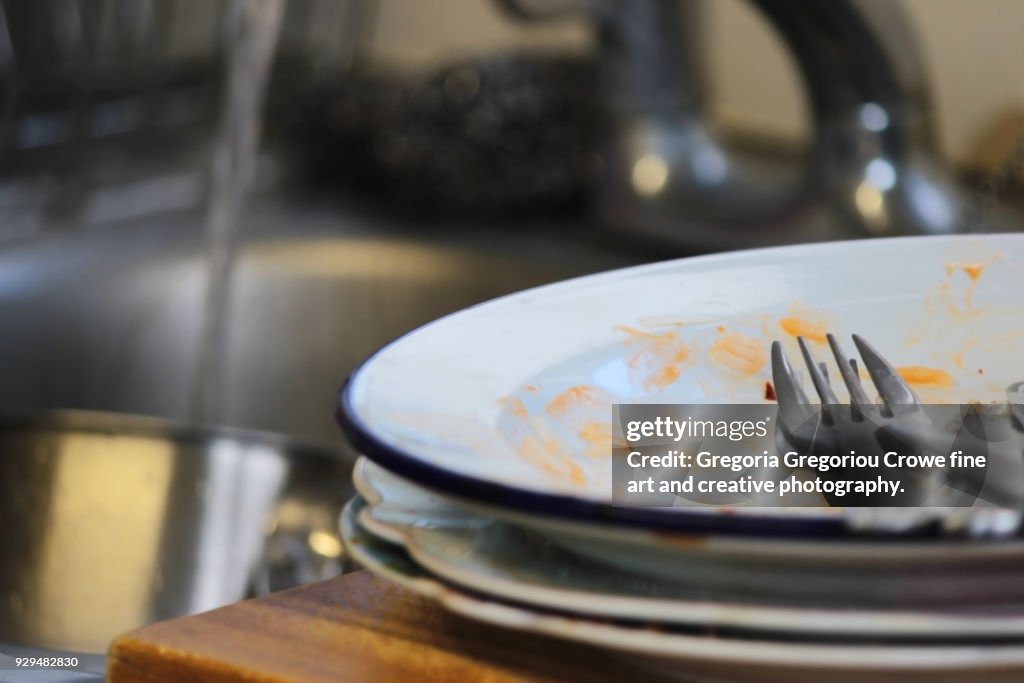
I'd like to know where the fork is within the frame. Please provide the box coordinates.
[772,333,1024,537]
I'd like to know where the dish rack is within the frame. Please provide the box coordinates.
[0,0,363,241]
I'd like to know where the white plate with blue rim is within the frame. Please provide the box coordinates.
[337,234,1024,539]
[341,495,1024,683]
[354,456,1024,625]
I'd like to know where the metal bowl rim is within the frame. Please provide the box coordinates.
[0,409,347,459]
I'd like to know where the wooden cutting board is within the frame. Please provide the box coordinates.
[107,570,684,682]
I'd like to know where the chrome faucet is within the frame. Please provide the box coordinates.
[498,0,966,249]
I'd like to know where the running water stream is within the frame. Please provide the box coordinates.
[191,0,286,425]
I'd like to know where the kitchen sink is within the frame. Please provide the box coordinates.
[0,196,642,656]
[0,197,641,445]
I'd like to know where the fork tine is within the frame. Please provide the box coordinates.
[826,333,872,405]
[771,341,814,425]
[851,334,920,409]
[797,337,840,404]
[1006,381,1024,428]
[818,362,831,385]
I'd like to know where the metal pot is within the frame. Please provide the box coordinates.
[0,410,354,653]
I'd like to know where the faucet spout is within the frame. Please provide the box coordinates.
[503,0,969,247]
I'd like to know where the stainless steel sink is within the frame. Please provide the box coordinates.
[0,198,640,444]
[0,197,641,655]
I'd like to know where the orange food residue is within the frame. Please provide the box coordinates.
[896,366,955,388]
[764,381,777,401]
[709,332,767,376]
[964,264,985,281]
[951,339,977,369]
[546,385,604,416]
[579,420,614,458]
[923,277,986,321]
[520,435,587,485]
[946,262,988,282]
[617,325,657,342]
[616,325,692,390]
[497,396,528,418]
[647,364,680,387]
[938,256,1001,317]
[779,317,828,344]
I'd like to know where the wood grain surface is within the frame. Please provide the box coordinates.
[107,570,683,683]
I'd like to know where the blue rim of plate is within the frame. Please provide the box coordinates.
[338,372,973,542]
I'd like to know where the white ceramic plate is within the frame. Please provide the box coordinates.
[341,496,1024,683]
[354,457,1024,630]
[339,235,1024,536]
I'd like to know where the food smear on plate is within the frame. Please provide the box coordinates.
[778,316,828,344]
[498,394,590,486]
[634,316,689,329]
[520,433,587,486]
[615,325,693,390]
[497,395,529,418]
[544,385,615,458]
[951,339,978,369]
[926,256,1002,319]
[946,261,991,282]
[907,256,1005,347]
[774,302,835,342]
[709,331,766,376]
[545,385,606,417]
[578,420,614,458]
[896,365,955,388]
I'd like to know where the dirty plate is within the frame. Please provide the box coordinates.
[355,457,1024,621]
[338,235,1024,537]
[341,496,1024,683]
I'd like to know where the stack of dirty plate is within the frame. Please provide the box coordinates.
[337,235,1024,683]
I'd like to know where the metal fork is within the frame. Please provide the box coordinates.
[772,333,1024,537]
[772,334,933,456]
